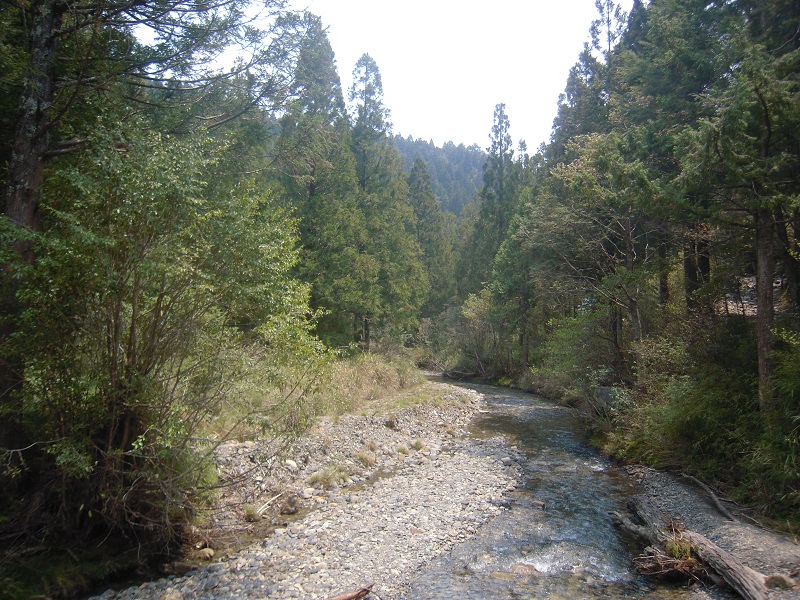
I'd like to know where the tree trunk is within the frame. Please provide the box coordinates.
[684,238,700,310]
[353,313,361,344]
[755,208,775,415]
[684,227,711,312]
[629,298,642,343]
[697,234,711,288]
[363,316,370,352]
[658,242,670,306]
[4,0,62,238]
[520,327,530,371]
[1,0,62,439]
[775,207,800,308]
[610,303,624,377]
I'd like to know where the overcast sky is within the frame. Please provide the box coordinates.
[288,0,632,150]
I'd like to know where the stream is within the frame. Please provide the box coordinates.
[84,381,740,600]
[404,384,697,599]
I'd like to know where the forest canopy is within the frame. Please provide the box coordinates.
[442,0,800,519]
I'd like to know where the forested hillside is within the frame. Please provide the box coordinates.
[393,135,485,216]
[1,0,799,594]
[0,0,459,582]
[442,0,800,520]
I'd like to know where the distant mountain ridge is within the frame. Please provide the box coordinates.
[393,135,486,216]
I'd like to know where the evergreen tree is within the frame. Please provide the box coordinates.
[679,19,800,414]
[290,13,346,124]
[0,0,325,560]
[408,158,457,315]
[548,47,610,162]
[457,104,521,296]
[393,135,485,215]
[349,53,393,193]
[274,14,369,345]
[345,54,428,346]
[615,0,737,311]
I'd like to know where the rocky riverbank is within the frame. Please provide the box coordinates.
[91,380,522,600]
[90,378,800,600]
[624,465,800,598]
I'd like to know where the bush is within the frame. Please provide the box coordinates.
[0,123,325,558]
[528,311,619,401]
[598,313,800,522]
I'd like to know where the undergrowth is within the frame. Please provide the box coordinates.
[0,347,424,599]
[594,317,800,526]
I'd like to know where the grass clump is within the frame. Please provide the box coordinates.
[317,352,424,415]
[665,537,694,561]
[308,465,349,489]
[243,503,261,522]
[356,452,376,468]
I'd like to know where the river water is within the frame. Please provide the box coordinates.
[404,384,698,599]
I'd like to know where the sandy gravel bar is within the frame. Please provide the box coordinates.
[91,382,521,600]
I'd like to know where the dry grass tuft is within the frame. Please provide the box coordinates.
[355,452,376,468]
[324,353,424,414]
[307,464,350,489]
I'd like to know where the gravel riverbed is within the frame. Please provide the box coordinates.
[90,379,799,600]
[91,381,521,600]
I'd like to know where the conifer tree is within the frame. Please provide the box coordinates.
[345,54,428,346]
[457,104,521,296]
[274,14,368,345]
[408,158,457,315]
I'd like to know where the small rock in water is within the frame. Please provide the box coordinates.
[510,562,540,576]
[197,547,215,560]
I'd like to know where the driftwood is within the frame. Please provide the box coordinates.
[681,473,737,521]
[326,583,374,600]
[614,494,772,600]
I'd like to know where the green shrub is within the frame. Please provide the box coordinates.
[529,311,619,400]
[0,123,327,562]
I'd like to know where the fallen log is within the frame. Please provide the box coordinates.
[614,494,772,600]
[682,530,769,600]
[326,582,374,600]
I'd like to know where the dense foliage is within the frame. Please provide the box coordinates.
[393,135,486,216]
[0,1,458,586]
[438,0,800,520]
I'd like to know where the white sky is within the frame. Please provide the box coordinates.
[289,0,633,150]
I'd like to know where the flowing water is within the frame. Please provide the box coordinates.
[404,384,697,599]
